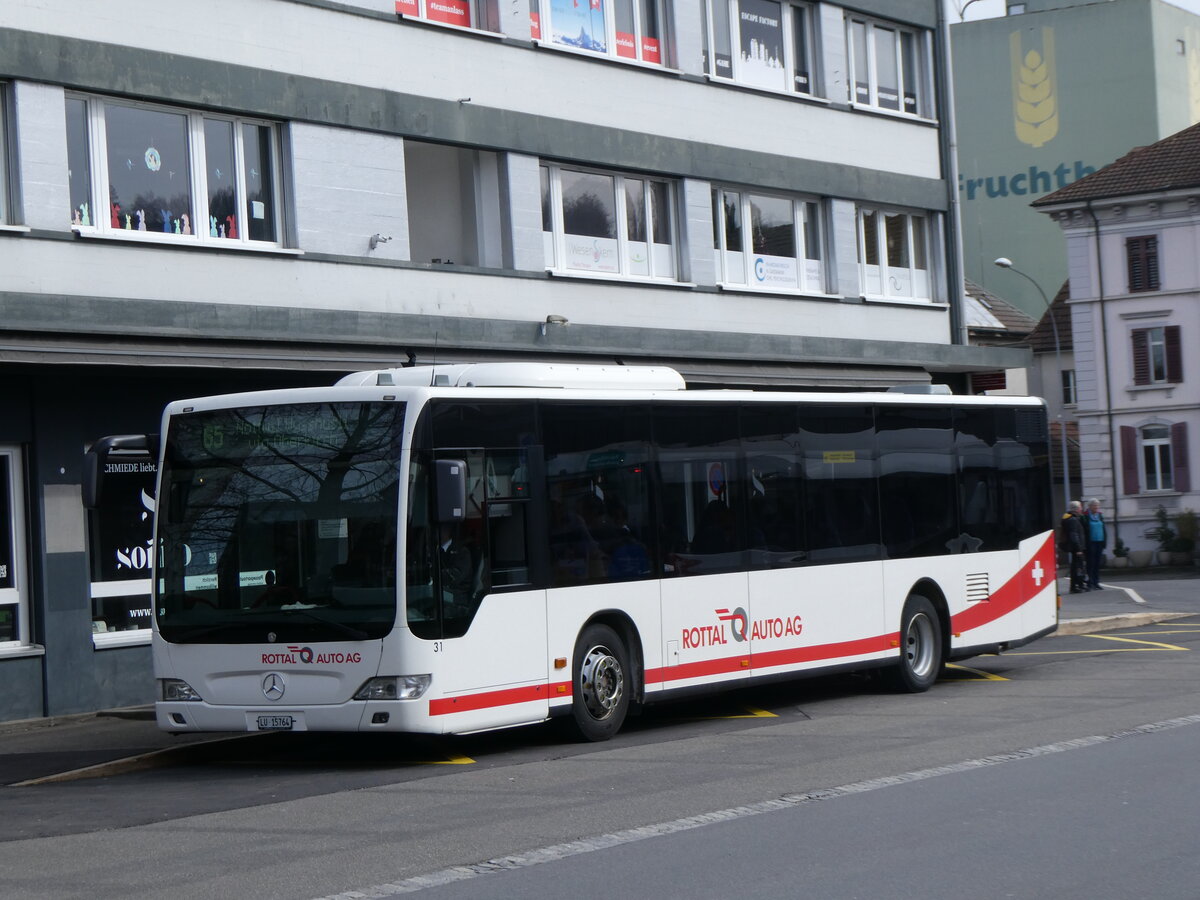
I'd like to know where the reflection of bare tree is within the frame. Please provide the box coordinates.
[563,191,614,239]
[159,403,403,610]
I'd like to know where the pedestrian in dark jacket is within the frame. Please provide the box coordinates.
[1060,500,1086,593]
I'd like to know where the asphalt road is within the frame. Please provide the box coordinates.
[2,607,1199,899]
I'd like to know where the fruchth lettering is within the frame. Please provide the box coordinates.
[959,160,1095,200]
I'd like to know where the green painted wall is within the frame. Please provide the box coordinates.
[952,0,1200,317]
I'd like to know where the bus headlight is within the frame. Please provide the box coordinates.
[161,678,203,702]
[354,675,431,701]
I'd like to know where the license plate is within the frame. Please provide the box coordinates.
[256,715,295,730]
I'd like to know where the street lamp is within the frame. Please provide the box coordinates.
[994,257,1072,511]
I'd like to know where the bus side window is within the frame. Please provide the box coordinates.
[877,406,958,559]
[541,402,654,587]
[799,406,881,565]
[654,404,746,576]
[741,404,806,570]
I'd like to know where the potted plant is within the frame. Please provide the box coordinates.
[1150,506,1176,566]
[1110,538,1129,568]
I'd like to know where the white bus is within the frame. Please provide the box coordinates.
[84,363,1056,741]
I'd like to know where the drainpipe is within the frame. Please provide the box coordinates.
[937,4,967,348]
[1085,199,1121,544]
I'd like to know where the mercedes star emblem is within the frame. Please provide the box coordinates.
[262,672,286,701]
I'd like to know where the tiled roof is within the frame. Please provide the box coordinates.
[1024,280,1072,353]
[1032,120,1200,206]
[963,279,1037,343]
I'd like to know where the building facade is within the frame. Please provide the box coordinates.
[0,0,1025,721]
[953,0,1200,320]
[1034,122,1200,553]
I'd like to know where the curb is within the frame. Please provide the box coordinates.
[12,733,254,787]
[1056,611,1191,636]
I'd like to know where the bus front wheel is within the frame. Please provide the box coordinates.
[569,624,630,742]
[885,595,942,693]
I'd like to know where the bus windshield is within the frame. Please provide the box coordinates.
[156,401,405,644]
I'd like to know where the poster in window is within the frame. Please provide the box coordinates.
[551,0,607,53]
[87,454,157,631]
[753,254,798,288]
[426,0,472,26]
[0,456,12,591]
[737,0,785,90]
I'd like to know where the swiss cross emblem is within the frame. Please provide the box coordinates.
[1031,560,1045,588]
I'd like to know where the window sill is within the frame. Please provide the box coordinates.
[847,102,938,126]
[861,295,946,309]
[702,74,828,104]
[0,643,46,660]
[532,39,679,75]
[547,268,693,288]
[717,283,838,301]
[0,224,32,235]
[1125,383,1178,399]
[72,228,303,256]
[395,11,506,40]
[93,630,152,650]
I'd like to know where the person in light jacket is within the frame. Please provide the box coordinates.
[1084,498,1107,591]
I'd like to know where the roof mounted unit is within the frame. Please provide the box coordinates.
[337,363,687,391]
[886,383,953,395]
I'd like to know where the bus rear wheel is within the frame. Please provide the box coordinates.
[885,595,942,693]
[569,624,630,742]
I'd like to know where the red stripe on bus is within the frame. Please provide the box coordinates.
[428,682,569,716]
[951,534,1056,634]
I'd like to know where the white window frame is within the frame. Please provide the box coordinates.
[535,0,668,66]
[67,94,285,248]
[1146,326,1169,384]
[856,205,932,302]
[0,83,9,226]
[0,447,31,652]
[704,0,817,96]
[397,0,501,33]
[846,14,929,117]
[1141,424,1173,492]
[712,187,825,294]
[1061,368,1076,406]
[541,162,678,282]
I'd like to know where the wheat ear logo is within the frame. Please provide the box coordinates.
[1011,28,1058,148]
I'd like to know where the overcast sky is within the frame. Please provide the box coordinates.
[952,0,1200,20]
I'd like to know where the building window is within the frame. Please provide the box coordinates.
[1126,235,1160,292]
[0,84,10,225]
[857,206,931,300]
[705,0,815,95]
[711,188,824,292]
[397,0,500,31]
[0,448,29,648]
[66,95,283,246]
[847,15,927,116]
[540,163,677,280]
[1061,369,1076,405]
[1120,422,1191,495]
[1132,325,1182,386]
[535,0,667,65]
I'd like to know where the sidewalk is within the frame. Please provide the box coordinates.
[2,570,1197,786]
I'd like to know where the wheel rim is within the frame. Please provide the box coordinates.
[579,643,624,721]
[904,612,936,679]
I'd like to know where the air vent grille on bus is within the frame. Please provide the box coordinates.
[965,573,990,602]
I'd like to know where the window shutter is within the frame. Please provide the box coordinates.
[1132,329,1150,385]
[1120,425,1140,494]
[1126,236,1159,292]
[1171,422,1190,494]
[1165,325,1183,383]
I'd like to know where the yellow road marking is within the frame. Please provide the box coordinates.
[942,663,1009,682]
[422,754,475,765]
[695,706,779,720]
[1010,632,1189,654]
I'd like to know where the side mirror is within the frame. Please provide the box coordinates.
[435,459,467,523]
[83,434,159,509]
